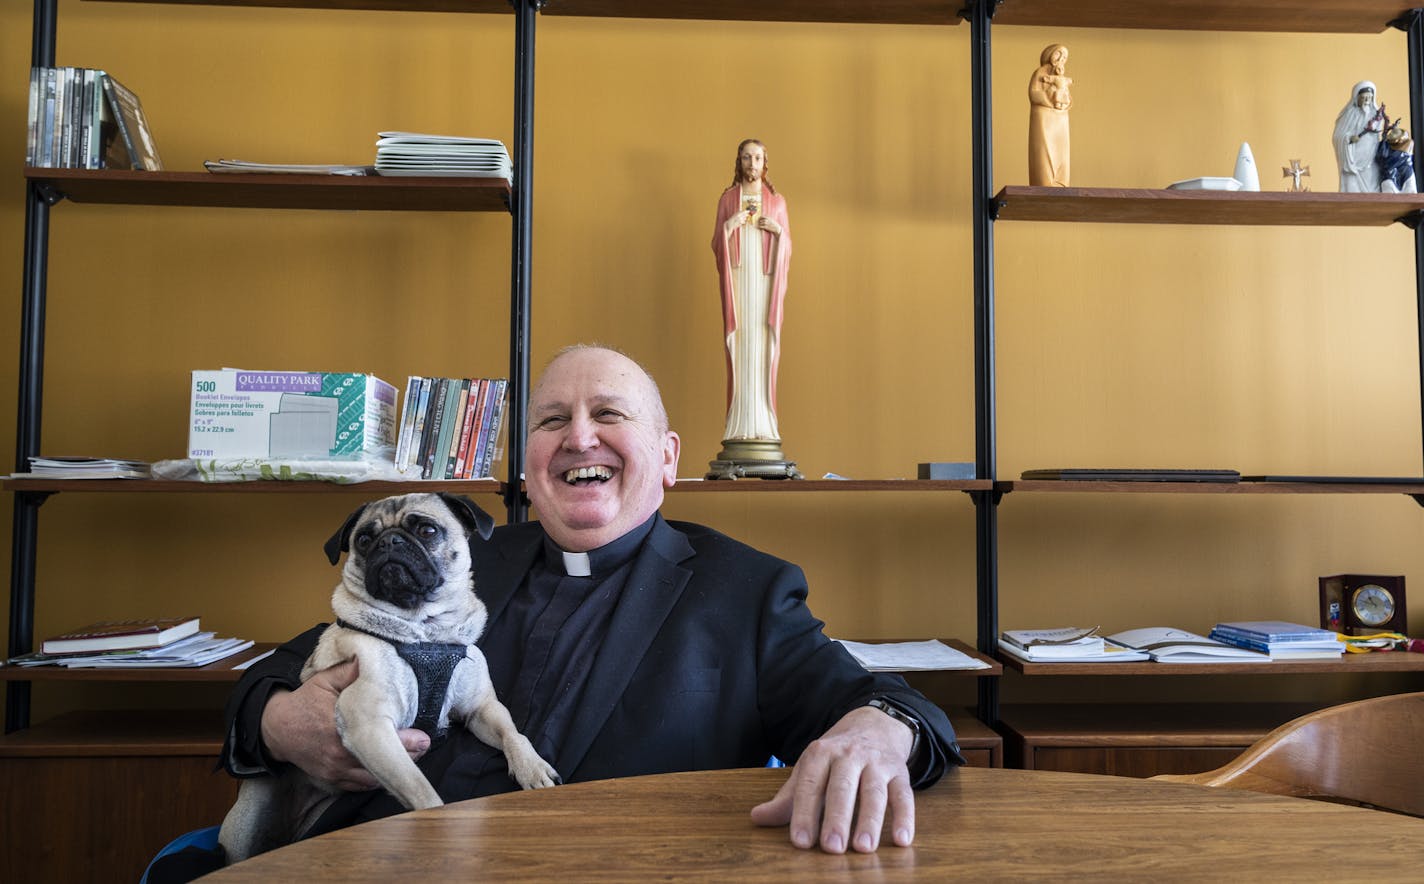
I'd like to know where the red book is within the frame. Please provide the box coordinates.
[41,616,200,654]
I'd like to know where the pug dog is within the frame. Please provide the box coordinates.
[219,492,559,862]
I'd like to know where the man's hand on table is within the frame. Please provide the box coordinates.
[749,705,916,853]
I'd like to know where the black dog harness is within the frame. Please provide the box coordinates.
[335,619,469,736]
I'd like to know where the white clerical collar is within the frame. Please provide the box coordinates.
[561,550,592,577]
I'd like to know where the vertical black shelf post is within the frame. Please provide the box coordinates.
[966,0,999,726]
[7,0,59,734]
[505,0,540,524]
[1398,9,1424,471]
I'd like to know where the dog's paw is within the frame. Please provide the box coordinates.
[509,754,561,790]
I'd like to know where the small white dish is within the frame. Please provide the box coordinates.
[1165,176,1244,191]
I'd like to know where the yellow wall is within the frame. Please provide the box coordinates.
[1,3,1420,718]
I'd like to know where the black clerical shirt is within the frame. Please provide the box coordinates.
[480,514,654,765]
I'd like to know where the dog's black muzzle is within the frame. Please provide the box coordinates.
[363,529,443,609]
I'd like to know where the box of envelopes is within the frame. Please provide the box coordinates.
[188,369,398,460]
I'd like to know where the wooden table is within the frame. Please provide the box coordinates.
[208,767,1424,880]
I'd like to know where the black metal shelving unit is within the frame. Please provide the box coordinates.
[974,0,1424,728]
[4,0,541,733]
[13,0,1424,742]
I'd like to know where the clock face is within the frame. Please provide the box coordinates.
[1351,584,1396,627]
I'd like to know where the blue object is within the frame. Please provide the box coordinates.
[139,825,221,884]
[766,756,785,768]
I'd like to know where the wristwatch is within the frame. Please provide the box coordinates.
[867,697,923,763]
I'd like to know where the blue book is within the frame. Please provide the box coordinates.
[1211,621,1335,643]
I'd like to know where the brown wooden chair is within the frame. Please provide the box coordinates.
[1152,692,1424,816]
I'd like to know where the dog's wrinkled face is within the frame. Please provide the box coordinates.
[326,492,495,610]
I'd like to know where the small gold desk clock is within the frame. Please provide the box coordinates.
[1319,574,1407,635]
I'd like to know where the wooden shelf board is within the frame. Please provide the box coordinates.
[1,477,984,495]
[84,0,968,25]
[991,1,1407,34]
[82,0,514,11]
[669,478,990,493]
[0,709,225,757]
[993,186,1424,227]
[26,168,511,212]
[2,478,503,494]
[945,707,1000,750]
[0,643,279,682]
[996,702,1323,746]
[1000,479,1424,496]
[997,647,1424,675]
[81,1,1405,31]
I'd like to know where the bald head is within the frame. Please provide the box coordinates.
[523,344,681,551]
[531,344,670,434]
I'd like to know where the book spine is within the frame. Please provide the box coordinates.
[89,69,104,168]
[25,67,40,166]
[480,379,508,479]
[453,378,484,480]
[438,378,465,479]
[394,376,423,472]
[444,379,471,479]
[465,378,492,479]
[53,67,69,169]
[68,67,85,167]
[492,378,515,475]
[427,378,456,480]
[406,378,434,474]
[414,378,444,480]
[41,67,57,168]
[468,378,495,479]
[101,74,143,171]
[1206,631,1274,653]
[78,69,93,169]
[419,378,450,479]
[1210,625,1331,644]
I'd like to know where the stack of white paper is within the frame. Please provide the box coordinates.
[204,159,374,176]
[835,639,991,671]
[54,632,254,668]
[2,632,255,668]
[374,132,513,181]
[13,456,150,480]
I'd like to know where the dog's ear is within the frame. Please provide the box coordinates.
[324,503,369,565]
[437,492,496,541]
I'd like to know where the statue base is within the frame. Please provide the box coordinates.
[706,439,804,480]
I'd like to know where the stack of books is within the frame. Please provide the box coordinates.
[999,627,1149,663]
[2,616,254,669]
[1207,621,1345,660]
[374,132,512,182]
[25,67,161,171]
[396,376,509,479]
[12,456,151,480]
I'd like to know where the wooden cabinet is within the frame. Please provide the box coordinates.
[0,711,237,884]
[997,703,1319,777]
